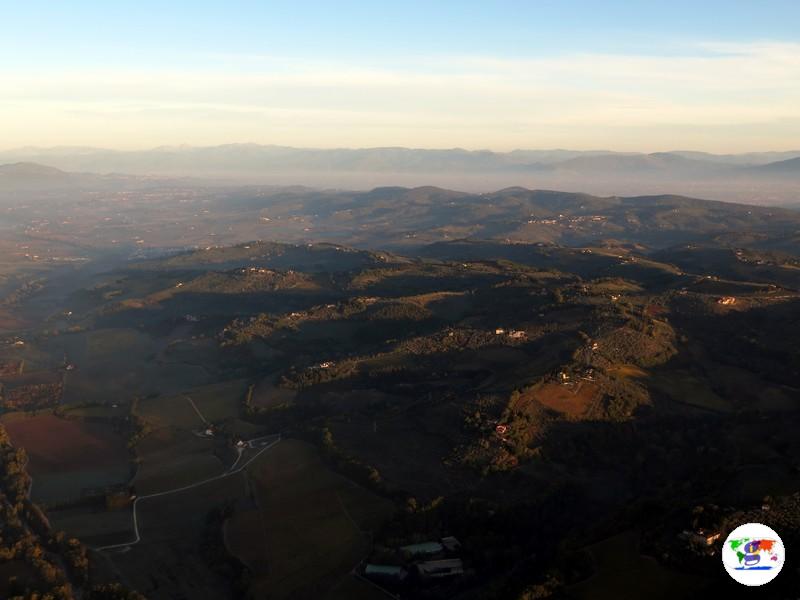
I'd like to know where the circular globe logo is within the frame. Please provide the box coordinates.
[722,522,784,586]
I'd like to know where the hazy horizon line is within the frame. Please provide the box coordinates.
[3,143,800,156]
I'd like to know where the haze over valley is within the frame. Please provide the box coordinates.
[2,145,800,204]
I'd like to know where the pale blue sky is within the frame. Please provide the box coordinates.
[2,1,799,150]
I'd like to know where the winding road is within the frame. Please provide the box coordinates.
[95,433,281,552]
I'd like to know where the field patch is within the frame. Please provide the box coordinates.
[0,307,29,330]
[568,531,701,600]
[251,374,297,409]
[44,328,158,404]
[226,440,395,600]
[648,370,732,412]
[49,505,135,547]
[132,430,224,495]
[137,379,247,431]
[188,379,248,422]
[0,412,130,504]
[527,381,600,419]
[607,364,647,379]
[110,472,250,600]
[131,380,252,495]
[331,410,458,498]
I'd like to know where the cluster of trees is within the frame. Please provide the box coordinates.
[594,374,651,421]
[1,382,64,411]
[366,302,431,322]
[219,295,436,349]
[397,327,525,357]
[181,268,318,295]
[279,320,537,392]
[125,399,152,449]
[724,492,800,543]
[588,320,676,369]
[83,584,146,600]
[455,393,533,475]
[280,360,359,389]
[0,279,45,307]
[219,313,280,346]
[346,262,506,294]
[316,427,385,495]
[0,425,31,503]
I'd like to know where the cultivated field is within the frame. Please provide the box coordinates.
[527,381,600,419]
[110,472,250,600]
[568,530,702,600]
[0,411,130,504]
[251,373,297,409]
[226,440,395,600]
[131,429,224,495]
[49,505,135,547]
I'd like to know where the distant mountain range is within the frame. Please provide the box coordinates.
[2,144,799,176]
[0,161,73,182]
[744,156,800,175]
[0,145,798,203]
[0,161,193,191]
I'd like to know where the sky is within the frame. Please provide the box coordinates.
[1,0,800,152]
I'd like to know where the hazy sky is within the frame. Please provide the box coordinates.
[2,0,799,152]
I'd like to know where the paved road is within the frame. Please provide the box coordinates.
[96,434,281,552]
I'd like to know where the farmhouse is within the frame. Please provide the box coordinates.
[401,541,444,557]
[364,564,407,583]
[441,536,462,552]
[680,529,721,547]
[415,558,465,580]
[106,487,136,510]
